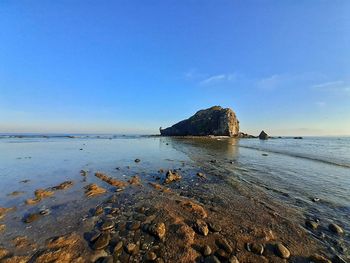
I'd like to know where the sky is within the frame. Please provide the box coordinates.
[0,1,349,136]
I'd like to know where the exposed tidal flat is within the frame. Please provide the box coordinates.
[0,135,349,262]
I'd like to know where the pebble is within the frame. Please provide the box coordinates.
[203,245,212,256]
[93,233,110,250]
[155,258,165,263]
[312,197,320,202]
[216,249,229,259]
[305,220,318,230]
[127,220,141,230]
[39,208,50,216]
[309,254,332,263]
[125,243,136,254]
[148,222,166,240]
[101,220,115,231]
[228,255,239,263]
[197,172,206,178]
[194,219,209,236]
[328,223,344,234]
[114,241,123,253]
[217,238,233,253]
[146,251,157,261]
[208,222,222,232]
[135,159,141,163]
[23,213,40,223]
[101,256,113,263]
[247,243,264,255]
[275,243,290,259]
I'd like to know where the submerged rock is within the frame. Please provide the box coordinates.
[194,219,209,236]
[275,243,290,259]
[259,130,268,140]
[84,184,107,197]
[164,170,182,184]
[160,106,239,137]
[328,223,344,234]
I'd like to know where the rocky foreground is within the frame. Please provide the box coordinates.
[0,158,345,263]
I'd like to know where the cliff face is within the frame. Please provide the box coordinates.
[160,106,239,137]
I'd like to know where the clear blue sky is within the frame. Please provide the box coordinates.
[1,1,349,135]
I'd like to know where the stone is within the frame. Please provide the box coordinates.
[125,243,136,254]
[95,172,128,188]
[197,172,206,178]
[164,170,182,184]
[305,220,318,230]
[23,213,41,223]
[309,254,332,263]
[247,243,264,255]
[51,181,73,190]
[148,222,166,240]
[328,223,344,234]
[135,159,141,163]
[0,247,10,259]
[84,184,107,197]
[217,238,233,253]
[216,249,229,259]
[0,207,15,219]
[275,243,290,259]
[101,256,113,263]
[203,245,212,256]
[0,224,5,232]
[333,255,347,263]
[101,220,115,231]
[127,221,141,230]
[128,176,141,185]
[194,219,209,236]
[259,130,268,140]
[146,251,157,261]
[160,106,239,137]
[208,222,222,232]
[228,255,239,263]
[93,233,110,250]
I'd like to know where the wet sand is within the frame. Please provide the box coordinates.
[0,137,347,263]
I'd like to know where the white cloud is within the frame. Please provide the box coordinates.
[311,80,350,93]
[199,73,237,86]
[256,74,289,91]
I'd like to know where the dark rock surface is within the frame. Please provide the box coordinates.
[160,106,239,137]
[258,130,269,140]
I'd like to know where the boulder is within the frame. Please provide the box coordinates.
[259,130,268,140]
[160,106,239,137]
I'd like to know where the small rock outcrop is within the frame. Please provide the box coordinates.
[259,130,268,140]
[160,106,239,137]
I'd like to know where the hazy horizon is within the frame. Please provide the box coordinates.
[1,1,349,136]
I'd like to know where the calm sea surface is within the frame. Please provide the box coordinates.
[0,134,349,253]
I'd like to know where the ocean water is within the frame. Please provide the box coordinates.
[0,134,349,255]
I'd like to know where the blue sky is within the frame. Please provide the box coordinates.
[0,1,349,135]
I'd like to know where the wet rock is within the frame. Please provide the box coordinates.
[95,172,128,188]
[146,251,157,261]
[84,184,107,197]
[135,159,141,163]
[275,243,290,259]
[217,238,233,254]
[101,220,115,231]
[125,243,136,254]
[93,233,110,250]
[7,191,25,197]
[127,220,141,230]
[101,256,113,263]
[90,250,108,262]
[247,243,264,255]
[305,220,318,230]
[0,247,10,259]
[208,222,222,232]
[164,170,182,184]
[23,213,41,223]
[0,224,5,232]
[160,106,239,136]
[1,255,30,263]
[312,197,320,202]
[155,258,165,263]
[51,181,73,190]
[203,245,212,256]
[180,200,207,218]
[94,206,104,216]
[228,255,239,263]
[194,219,209,236]
[34,188,54,199]
[39,208,51,216]
[328,223,344,234]
[197,172,206,179]
[259,130,268,140]
[80,170,88,176]
[148,222,166,240]
[20,179,30,183]
[128,175,141,185]
[309,254,332,263]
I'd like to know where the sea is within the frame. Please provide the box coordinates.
[0,134,349,257]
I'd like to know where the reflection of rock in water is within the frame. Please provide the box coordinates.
[162,137,240,162]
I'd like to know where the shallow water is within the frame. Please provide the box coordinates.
[0,135,349,259]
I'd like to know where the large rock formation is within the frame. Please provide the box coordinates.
[160,106,239,137]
